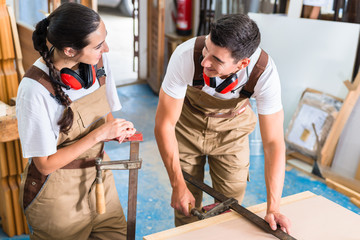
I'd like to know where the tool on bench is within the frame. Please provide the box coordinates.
[189,198,237,220]
[182,170,297,240]
[96,132,143,240]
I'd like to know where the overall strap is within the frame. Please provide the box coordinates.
[192,35,269,98]
[95,56,106,86]
[23,65,65,103]
[239,50,268,98]
[193,35,206,87]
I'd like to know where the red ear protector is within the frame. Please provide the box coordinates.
[60,63,96,90]
[202,72,239,94]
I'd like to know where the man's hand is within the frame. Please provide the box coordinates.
[265,211,291,234]
[171,185,195,216]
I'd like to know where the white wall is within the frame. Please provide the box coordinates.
[248,13,359,128]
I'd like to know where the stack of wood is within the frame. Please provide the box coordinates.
[320,70,360,208]
[286,70,360,209]
[0,0,29,236]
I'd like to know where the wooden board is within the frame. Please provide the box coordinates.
[16,21,38,72]
[321,71,360,166]
[0,101,19,143]
[0,178,16,237]
[144,191,360,240]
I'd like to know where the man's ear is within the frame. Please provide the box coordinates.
[63,47,77,58]
[237,58,250,70]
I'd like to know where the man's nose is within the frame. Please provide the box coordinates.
[201,55,210,68]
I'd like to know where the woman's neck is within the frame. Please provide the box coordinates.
[52,48,80,71]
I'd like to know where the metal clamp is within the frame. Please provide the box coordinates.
[95,157,142,171]
[191,198,238,220]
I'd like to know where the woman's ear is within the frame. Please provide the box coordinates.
[63,47,77,58]
[237,58,250,70]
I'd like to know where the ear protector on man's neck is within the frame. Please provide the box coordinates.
[202,72,239,94]
[60,63,96,90]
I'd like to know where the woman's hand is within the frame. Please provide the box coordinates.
[95,118,136,143]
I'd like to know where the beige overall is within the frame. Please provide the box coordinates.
[174,36,268,226]
[19,66,127,240]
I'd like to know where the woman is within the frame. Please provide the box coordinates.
[16,3,135,239]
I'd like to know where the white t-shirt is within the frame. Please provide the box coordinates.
[303,0,328,6]
[161,37,283,115]
[16,53,121,158]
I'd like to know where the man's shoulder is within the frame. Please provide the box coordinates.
[173,37,197,57]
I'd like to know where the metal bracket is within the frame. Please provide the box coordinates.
[191,198,238,220]
[95,158,142,171]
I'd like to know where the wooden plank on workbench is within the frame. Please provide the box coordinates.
[0,101,19,143]
[145,191,360,240]
[144,192,315,240]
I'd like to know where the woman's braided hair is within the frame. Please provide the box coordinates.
[32,2,100,134]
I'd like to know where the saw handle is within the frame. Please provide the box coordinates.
[95,160,106,214]
[96,179,106,214]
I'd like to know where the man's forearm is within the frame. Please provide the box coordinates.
[264,142,286,213]
[154,124,186,189]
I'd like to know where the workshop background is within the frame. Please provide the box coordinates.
[0,0,359,239]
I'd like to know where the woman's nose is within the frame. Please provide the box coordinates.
[102,41,109,53]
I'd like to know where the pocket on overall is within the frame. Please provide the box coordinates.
[22,162,62,210]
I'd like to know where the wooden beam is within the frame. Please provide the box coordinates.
[350,197,360,208]
[321,71,360,166]
[355,162,360,181]
[326,178,360,199]
[7,6,24,79]
[16,21,38,72]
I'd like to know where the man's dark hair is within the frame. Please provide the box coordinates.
[210,14,261,62]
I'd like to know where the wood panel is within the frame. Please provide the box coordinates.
[7,6,24,79]
[146,0,165,94]
[16,21,38,73]
[321,71,360,166]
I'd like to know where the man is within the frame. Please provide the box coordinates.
[154,14,291,233]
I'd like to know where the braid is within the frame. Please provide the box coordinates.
[33,17,74,134]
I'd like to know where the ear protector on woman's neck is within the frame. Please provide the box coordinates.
[60,63,96,90]
[202,72,239,94]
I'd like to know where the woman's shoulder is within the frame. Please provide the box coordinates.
[19,60,54,104]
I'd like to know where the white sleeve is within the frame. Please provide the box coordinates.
[103,53,122,112]
[16,79,59,158]
[161,38,195,99]
[252,56,283,115]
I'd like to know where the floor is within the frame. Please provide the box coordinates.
[2,83,359,240]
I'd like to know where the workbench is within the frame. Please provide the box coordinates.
[143,191,360,240]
